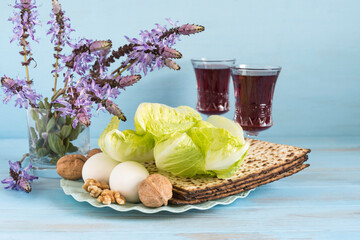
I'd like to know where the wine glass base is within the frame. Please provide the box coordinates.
[245,131,259,137]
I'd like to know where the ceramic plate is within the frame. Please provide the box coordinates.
[60,179,253,213]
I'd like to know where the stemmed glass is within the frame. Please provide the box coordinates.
[230,64,281,137]
[191,58,236,116]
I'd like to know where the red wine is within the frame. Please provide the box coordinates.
[232,72,278,134]
[194,65,231,115]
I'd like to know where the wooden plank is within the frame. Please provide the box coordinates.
[0,138,359,239]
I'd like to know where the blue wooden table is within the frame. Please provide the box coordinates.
[0,137,359,239]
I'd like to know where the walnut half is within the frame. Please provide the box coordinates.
[97,189,126,205]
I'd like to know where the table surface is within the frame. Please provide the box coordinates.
[0,137,359,240]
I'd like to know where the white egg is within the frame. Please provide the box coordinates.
[82,152,119,183]
[109,161,149,203]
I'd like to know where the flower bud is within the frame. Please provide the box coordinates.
[1,76,16,89]
[164,59,180,70]
[90,40,112,52]
[77,112,91,127]
[161,46,182,59]
[52,0,61,14]
[105,99,126,121]
[119,75,141,88]
[178,24,205,35]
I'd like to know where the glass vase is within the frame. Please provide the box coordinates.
[27,108,90,178]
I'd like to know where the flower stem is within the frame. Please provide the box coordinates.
[22,44,30,87]
[112,61,135,79]
[20,153,30,164]
[53,42,61,95]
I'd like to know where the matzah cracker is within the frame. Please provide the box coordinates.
[169,164,309,205]
[142,139,310,194]
[173,155,309,199]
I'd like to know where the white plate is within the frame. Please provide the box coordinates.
[60,179,254,213]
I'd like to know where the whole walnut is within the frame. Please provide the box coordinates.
[56,154,87,180]
[138,174,173,208]
[86,148,102,159]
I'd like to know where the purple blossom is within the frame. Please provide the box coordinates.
[64,39,112,80]
[123,20,201,75]
[47,0,75,78]
[47,0,74,47]
[1,76,42,109]
[1,158,38,193]
[54,86,93,127]
[9,0,41,45]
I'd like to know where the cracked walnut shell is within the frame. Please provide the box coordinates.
[56,154,87,180]
[138,174,173,208]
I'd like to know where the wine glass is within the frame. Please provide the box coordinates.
[230,64,281,137]
[191,58,236,116]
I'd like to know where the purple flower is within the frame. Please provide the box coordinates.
[47,0,74,46]
[1,75,42,108]
[122,19,199,75]
[47,0,75,77]
[1,157,38,193]
[63,39,112,81]
[54,86,93,128]
[9,0,41,45]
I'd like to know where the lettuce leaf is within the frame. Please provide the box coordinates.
[134,103,202,139]
[154,132,207,178]
[98,117,155,162]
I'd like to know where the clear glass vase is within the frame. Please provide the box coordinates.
[27,108,90,178]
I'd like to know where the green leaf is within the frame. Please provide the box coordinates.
[35,138,45,149]
[57,116,65,126]
[67,143,78,153]
[44,98,51,109]
[68,124,82,141]
[48,133,65,155]
[50,157,60,164]
[38,101,45,109]
[61,125,72,139]
[36,117,47,134]
[134,103,202,140]
[98,117,154,163]
[37,148,50,157]
[64,138,70,152]
[30,109,39,121]
[29,127,38,141]
[65,115,72,125]
[46,116,56,132]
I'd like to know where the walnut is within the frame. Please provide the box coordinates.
[97,189,126,205]
[56,154,87,180]
[87,185,102,197]
[138,174,173,208]
[86,148,102,159]
[82,178,109,192]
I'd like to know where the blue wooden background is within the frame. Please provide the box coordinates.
[0,0,359,139]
